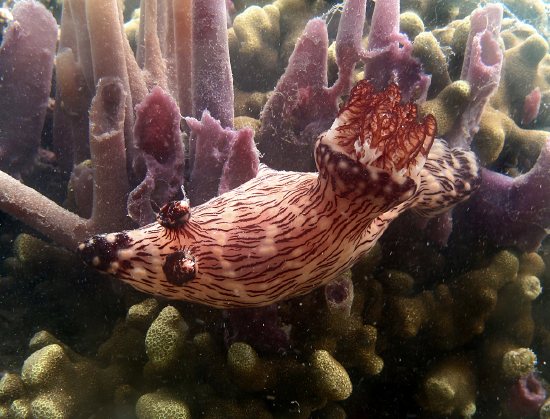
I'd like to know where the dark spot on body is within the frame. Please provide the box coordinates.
[157,200,191,228]
[77,233,132,271]
[163,251,197,286]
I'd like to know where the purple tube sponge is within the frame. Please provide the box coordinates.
[259,18,334,172]
[457,136,550,252]
[325,272,354,317]
[522,88,542,125]
[260,0,432,172]
[0,77,134,250]
[418,3,503,246]
[362,0,430,103]
[193,0,234,129]
[445,4,503,149]
[128,87,185,225]
[508,372,547,418]
[223,304,291,354]
[0,0,58,178]
[186,111,259,206]
[260,0,366,172]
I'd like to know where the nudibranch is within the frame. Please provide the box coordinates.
[78,81,481,308]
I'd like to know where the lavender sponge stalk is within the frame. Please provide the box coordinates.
[457,137,550,252]
[0,0,58,178]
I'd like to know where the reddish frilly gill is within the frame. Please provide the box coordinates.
[78,81,481,308]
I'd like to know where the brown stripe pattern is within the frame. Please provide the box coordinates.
[78,81,481,308]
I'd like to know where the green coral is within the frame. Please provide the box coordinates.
[227,342,272,392]
[144,306,190,376]
[420,81,470,137]
[418,355,477,418]
[0,374,25,418]
[400,11,425,41]
[21,344,76,418]
[413,31,452,97]
[136,390,191,419]
[308,350,352,401]
[502,348,537,377]
[126,298,160,332]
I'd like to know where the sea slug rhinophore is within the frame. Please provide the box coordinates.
[78,81,481,308]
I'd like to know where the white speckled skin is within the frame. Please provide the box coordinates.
[78,82,481,308]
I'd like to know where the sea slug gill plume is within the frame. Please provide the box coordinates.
[78,81,481,308]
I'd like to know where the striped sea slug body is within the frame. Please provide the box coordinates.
[78,81,481,308]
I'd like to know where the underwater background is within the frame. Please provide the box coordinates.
[1,0,550,417]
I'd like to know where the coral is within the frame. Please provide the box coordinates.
[11,234,82,279]
[500,0,547,25]
[400,0,475,28]
[126,298,160,332]
[503,348,538,377]
[97,321,147,364]
[233,90,268,120]
[14,343,125,418]
[418,355,477,417]
[124,8,140,53]
[471,105,548,166]
[290,251,385,377]
[136,389,191,419]
[492,31,549,125]
[399,11,424,41]
[540,397,550,419]
[366,250,520,349]
[226,342,353,404]
[227,342,273,392]
[229,4,280,91]
[2,246,547,418]
[412,31,452,97]
[273,0,331,65]
[144,306,189,376]
[419,80,471,137]
[0,374,25,417]
[308,350,352,401]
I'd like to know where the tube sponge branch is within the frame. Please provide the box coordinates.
[0,0,58,178]
[0,78,135,249]
[0,0,256,247]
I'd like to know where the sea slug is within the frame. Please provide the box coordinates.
[78,81,481,308]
